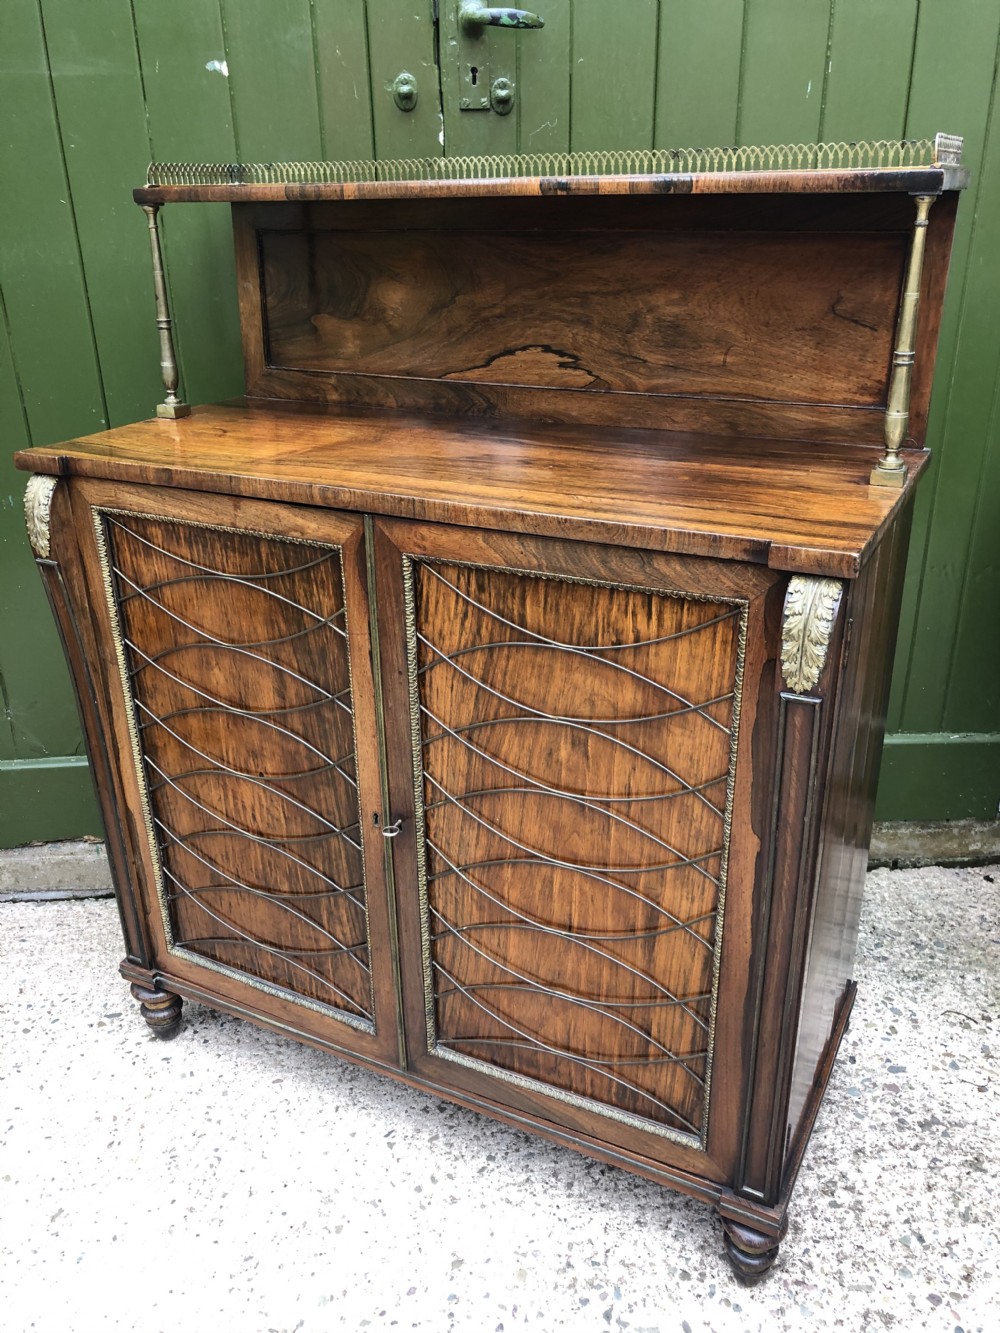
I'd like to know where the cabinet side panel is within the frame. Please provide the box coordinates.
[785,505,914,1146]
[28,479,152,964]
[407,557,746,1143]
[97,509,376,1029]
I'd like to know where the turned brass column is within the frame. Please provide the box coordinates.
[871,193,935,487]
[141,204,190,419]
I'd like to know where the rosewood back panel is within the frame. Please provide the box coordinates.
[234,192,958,444]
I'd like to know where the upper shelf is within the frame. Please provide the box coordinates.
[134,135,969,205]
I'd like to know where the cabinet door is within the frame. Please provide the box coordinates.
[64,481,402,1067]
[372,518,782,1181]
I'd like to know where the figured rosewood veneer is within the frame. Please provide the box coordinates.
[17,144,967,1280]
[228,189,958,446]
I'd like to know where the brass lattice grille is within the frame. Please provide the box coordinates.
[100,511,375,1027]
[406,558,747,1144]
[146,135,960,187]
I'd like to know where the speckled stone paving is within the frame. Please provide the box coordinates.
[1,865,996,1332]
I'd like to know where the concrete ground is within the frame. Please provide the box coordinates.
[1,863,996,1333]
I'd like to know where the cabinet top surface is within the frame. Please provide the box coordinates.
[16,403,925,578]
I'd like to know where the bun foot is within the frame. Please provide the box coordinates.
[721,1217,785,1283]
[130,982,183,1038]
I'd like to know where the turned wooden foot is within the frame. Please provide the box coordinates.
[130,982,183,1038]
[720,1217,785,1283]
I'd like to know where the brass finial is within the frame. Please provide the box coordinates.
[933,133,964,166]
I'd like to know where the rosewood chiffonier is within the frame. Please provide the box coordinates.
[16,138,967,1278]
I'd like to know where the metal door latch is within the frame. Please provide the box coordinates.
[490,76,514,115]
[380,817,404,838]
[391,71,418,112]
[460,4,544,31]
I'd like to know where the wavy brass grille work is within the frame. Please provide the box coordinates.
[99,511,374,1027]
[406,559,746,1143]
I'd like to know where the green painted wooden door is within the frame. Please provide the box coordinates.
[2,0,999,845]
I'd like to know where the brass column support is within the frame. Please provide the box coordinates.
[871,193,935,487]
[141,204,190,419]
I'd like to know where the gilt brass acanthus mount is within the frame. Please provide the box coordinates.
[780,577,844,694]
[23,474,58,559]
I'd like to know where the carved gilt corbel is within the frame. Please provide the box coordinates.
[780,575,844,693]
[23,475,59,559]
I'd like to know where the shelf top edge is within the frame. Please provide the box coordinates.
[135,136,969,204]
